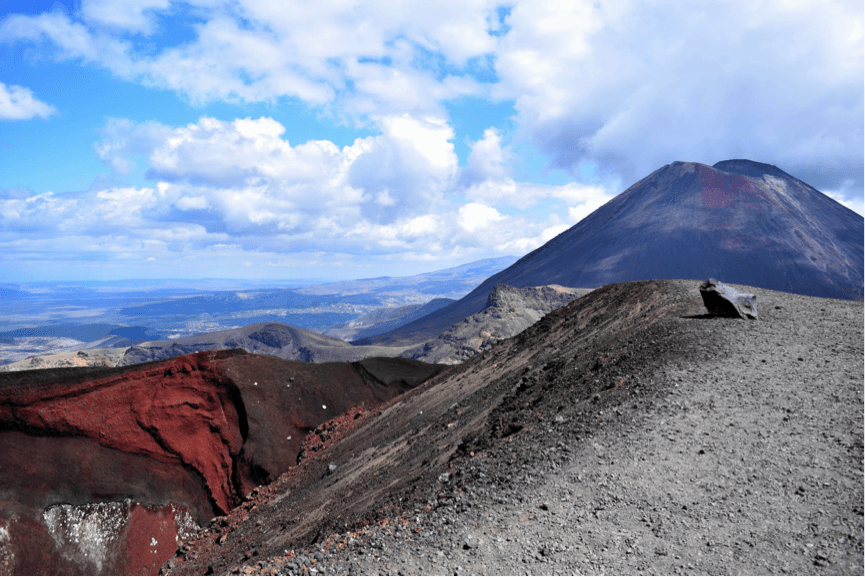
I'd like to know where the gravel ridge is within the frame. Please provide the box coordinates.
[165,281,863,576]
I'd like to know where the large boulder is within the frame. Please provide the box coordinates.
[699,278,758,319]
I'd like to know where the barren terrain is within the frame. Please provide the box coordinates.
[0,352,446,575]
[165,280,863,576]
[402,285,590,364]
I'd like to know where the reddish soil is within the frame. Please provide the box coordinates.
[0,350,444,575]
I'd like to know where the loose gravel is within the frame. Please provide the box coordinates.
[168,282,863,576]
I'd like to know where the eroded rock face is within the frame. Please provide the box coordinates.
[402,284,591,364]
[0,350,446,575]
[0,351,246,515]
[699,278,758,319]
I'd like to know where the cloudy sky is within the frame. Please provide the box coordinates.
[1,0,862,283]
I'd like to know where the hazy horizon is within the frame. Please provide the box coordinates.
[1,1,862,283]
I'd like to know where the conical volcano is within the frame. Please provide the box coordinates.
[505,159,862,296]
[359,159,863,346]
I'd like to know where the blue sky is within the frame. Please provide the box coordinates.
[0,0,862,283]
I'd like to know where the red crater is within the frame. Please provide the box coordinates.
[0,349,446,575]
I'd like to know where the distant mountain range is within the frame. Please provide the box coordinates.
[122,322,405,365]
[359,159,864,347]
[0,285,583,371]
[295,257,518,297]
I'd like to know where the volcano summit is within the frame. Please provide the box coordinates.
[359,159,864,347]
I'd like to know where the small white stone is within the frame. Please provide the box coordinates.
[322,405,327,409]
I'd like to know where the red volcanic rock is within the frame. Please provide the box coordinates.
[2,350,246,515]
[0,349,445,575]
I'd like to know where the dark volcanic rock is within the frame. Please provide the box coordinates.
[359,159,863,347]
[0,351,445,575]
[166,280,708,575]
[699,278,758,319]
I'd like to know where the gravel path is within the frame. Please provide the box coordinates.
[176,284,863,576]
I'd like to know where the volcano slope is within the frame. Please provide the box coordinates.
[0,352,445,575]
[165,279,863,576]
[357,159,864,349]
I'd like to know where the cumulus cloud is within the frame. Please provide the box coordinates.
[460,128,510,187]
[89,115,445,242]
[457,202,505,234]
[0,0,499,111]
[465,178,613,212]
[1,0,861,277]
[0,113,596,269]
[94,118,173,173]
[0,82,57,120]
[104,114,459,233]
[2,0,860,194]
[496,0,863,194]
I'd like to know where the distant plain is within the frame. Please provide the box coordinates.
[0,256,517,366]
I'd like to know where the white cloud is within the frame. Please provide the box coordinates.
[1,0,861,277]
[457,202,505,233]
[0,109,617,269]
[540,224,568,243]
[465,178,614,215]
[91,114,460,236]
[91,186,155,225]
[80,0,171,33]
[0,0,499,112]
[1,112,587,270]
[496,0,863,194]
[2,0,860,197]
[175,195,209,211]
[0,82,57,120]
[379,115,456,173]
[94,118,173,173]
[461,128,510,186]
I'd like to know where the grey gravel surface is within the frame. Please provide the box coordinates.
[169,282,864,576]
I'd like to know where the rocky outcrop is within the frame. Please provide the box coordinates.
[699,278,758,319]
[402,284,590,364]
[0,347,128,373]
[0,350,446,575]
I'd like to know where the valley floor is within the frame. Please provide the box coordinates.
[218,287,863,577]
